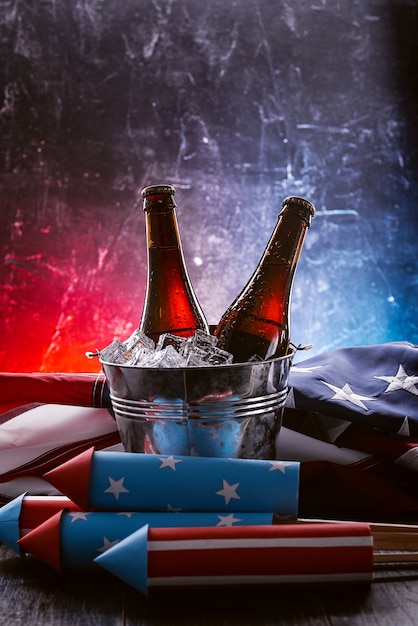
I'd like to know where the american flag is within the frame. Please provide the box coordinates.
[0,372,120,504]
[1,341,417,521]
[287,341,418,436]
[281,341,418,522]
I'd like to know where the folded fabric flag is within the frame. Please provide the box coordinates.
[0,477,63,504]
[279,341,418,521]
[332,420,418,470]
[94,523,374,595]
[287,341,418,436]
[43,448,300,517]
[298,460,418,523]
[0,405,119,490]
[17,509,274,570]
[280,412,418,477]
[0,372,120,505]
[276,421,418,522]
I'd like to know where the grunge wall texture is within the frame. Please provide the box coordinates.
[1,0,417,372]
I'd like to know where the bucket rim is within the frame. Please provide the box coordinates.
[99,346,295,372]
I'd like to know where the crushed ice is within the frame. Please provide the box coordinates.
[98,329,234,368]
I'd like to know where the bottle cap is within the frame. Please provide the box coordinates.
[282,196,315,226]
[142,184,176,198]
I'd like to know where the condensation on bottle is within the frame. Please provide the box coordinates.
[214,195,315,363]
[139,184,209,342]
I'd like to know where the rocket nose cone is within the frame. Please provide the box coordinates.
[43,447,94,510]
[94,524,149,596]
[0,493,25,552]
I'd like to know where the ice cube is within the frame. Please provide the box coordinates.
[185,351,208,367]
[200,346,234,365]
[187,329,218,350]
[247,354,263,362]
[156,333,187,353]
[128,347,155,366]
[180,330,231,366]
[99,339,129,364]
[137,345,187,368]
[102,330,231,368]
[158,344,188,367]
[124,329,155,352]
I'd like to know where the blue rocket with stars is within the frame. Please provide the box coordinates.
[17,508,275,570]
[44,447,299,517]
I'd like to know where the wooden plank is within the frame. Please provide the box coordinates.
[2,543,418,626]
[0,544,124,625]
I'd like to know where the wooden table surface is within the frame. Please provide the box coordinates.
[1,544,418,626]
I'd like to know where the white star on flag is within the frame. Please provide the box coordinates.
[158,456,183,470]
[268,461,292,473]
[374,365,418,396]
[321,381,375,410]
[216,514,242,526]
[216,479,240,505]
[397,417,411,437]
[104,476,129,500]
[97,536,120,553]
[68,512,89,522]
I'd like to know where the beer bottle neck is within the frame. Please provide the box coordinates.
[143,188,181,250]
[145,206,182,250]
[262,207,309,266]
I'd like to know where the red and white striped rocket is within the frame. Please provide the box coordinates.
[95,522,374,595]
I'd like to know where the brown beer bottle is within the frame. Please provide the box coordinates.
[139,184,209,342]
[214,195,315,362]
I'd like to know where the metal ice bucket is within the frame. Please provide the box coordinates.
[100,349,294,459]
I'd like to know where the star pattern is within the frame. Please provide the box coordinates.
[86,456,299,518]
[268,461,292,473]
[396,416,411,437]
[321,381,375,411]
[374,364,418,396]
[398,444,418,466]
[96,536,120,554]
[215,479,240,505]
[158,456,183,470]
[68,512,89,522]
[104,476,130,500]
[216,514,242,526]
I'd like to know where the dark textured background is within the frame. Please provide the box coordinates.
[0,0,417,372]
